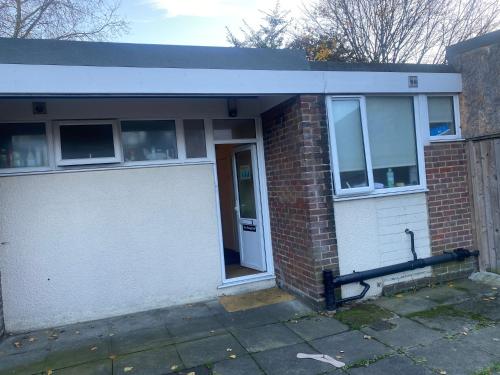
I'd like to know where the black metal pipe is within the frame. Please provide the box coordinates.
[323,248,479,310]
[405,228,417,261]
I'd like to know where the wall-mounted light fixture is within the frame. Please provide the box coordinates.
[227,98,238,117]
[32,102,47,115]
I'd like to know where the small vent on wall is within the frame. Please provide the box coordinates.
[408,76,418,88]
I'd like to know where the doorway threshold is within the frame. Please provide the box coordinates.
[218,272,276,289]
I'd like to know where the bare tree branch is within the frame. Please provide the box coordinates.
[302,0,500,63]
[0,0,128,40]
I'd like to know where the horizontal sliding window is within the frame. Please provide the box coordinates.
[213,119,256,140]
[0,122,48,169]
[121,120,177,162]
[327,95,423,196]
[428,96,456,137]
[55,121,121,166]
[183,119,207,158]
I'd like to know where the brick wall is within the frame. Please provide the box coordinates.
[262,95,338,305]
[425,141,477,281]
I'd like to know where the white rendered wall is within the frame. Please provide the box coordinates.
[334,193,432,299]
[0,165,223,331]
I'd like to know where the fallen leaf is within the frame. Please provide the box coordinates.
[109,333,115,337]
[75,331,80,335]
[336,355,344,359]
[340,350,345,353]
[47,370,53,375]
[170,364,179,371]
[124,367,134,373]
[395,294,404,298]
[14,342,21,348]
[90,346,98,351]
[28,337,36,343]
[187,372,196,375]
[489,297,496,300]
[363,335,372,340]
[109,355,117,360]
[229,354,237,359]
[439,371,447,375]
[491,287,498,290]
[493,338,499,342]
[226,348,232,352]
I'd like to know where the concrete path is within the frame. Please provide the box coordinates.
[0,279,498,375]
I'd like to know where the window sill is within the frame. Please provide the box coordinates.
[0,160,214,178]
[429,137,464,143]
[333,187,429,202]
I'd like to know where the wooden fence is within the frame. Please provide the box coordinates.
[467,135,500,273]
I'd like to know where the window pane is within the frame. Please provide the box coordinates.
[330,99,368,189]
[60,124,115,160]
[366,97,419,189]
[184,120,207,158]
[121,120,177,162]
[0,123,48,168]
[428,96,456,136]
[213,119,256,140]
[235,149,256,219]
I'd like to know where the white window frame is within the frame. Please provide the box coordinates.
[424,94,461,142]
[326,95,426,197]
[119,118,181,166]
[0,121,53,174]
[54,120,122,166]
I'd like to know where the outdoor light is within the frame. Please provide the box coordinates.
[227,98,238,117]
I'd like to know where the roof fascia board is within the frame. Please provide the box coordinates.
[0,64,462,95]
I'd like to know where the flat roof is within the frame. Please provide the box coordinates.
[0,38,456,73]
[447,30,500,58]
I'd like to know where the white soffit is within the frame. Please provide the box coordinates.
[0,64,462,95]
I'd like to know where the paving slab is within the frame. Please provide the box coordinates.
[361,317,443,349]
[459,324,500,356]
[167,315,226,343]
[310,330,391,366]
[373,295,439,316]
[212,355,264,375]
[231,322,303,353]
[216,300,312,329]
[0,349,47,374]
[252,342,336,375]
[109,310,166,335]
[285,316,348,341]
[346,355,433,375]
[45,337,111,370]
[452,279,499,297]
[0,332,51,357]
[410,284,470,305]
[411,313,478,335]
[408,337,497,375]
[110,327,172,355]
[53,359,112,374]
[113,346,182,375]
[454,297,500,321]
[166,303,218,322]
[175,333,245,368]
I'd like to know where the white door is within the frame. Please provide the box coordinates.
[232,144,266,272]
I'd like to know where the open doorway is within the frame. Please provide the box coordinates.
[216,143,267,279]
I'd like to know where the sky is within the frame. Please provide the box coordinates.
[117,0,310,46]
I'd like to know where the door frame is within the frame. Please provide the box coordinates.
[212,118,275,286]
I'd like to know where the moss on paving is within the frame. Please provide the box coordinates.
[334,304,393,330]
[472,362,500,375]
[406,305,493,328]
[345,353,393,369]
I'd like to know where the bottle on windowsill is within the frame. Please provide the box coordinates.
[386,168,395,188]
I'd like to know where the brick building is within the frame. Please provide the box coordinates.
[0,37,477,333]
